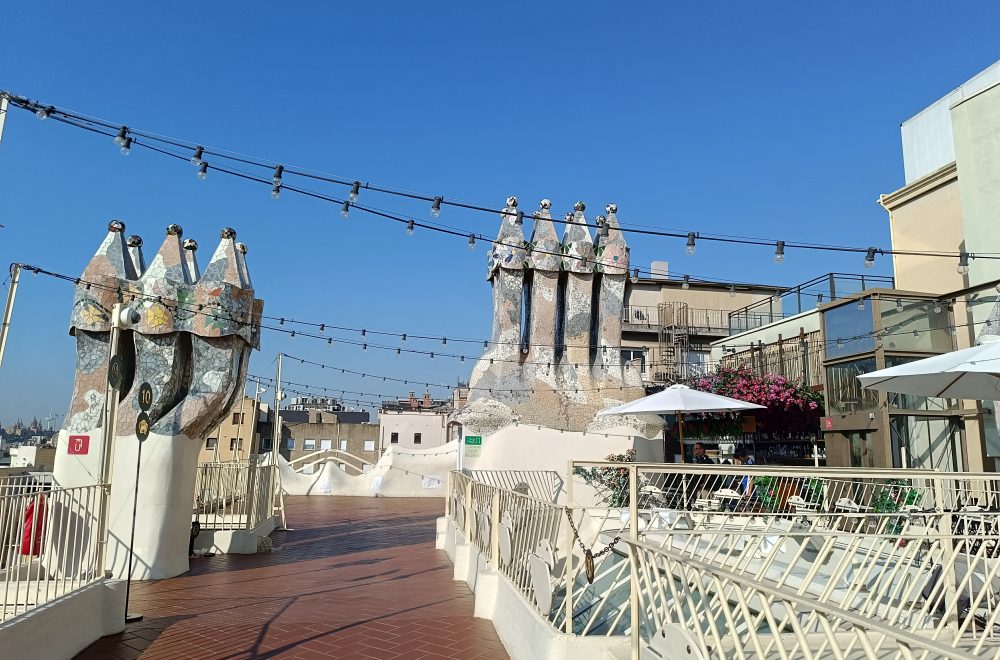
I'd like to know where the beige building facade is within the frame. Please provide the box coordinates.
[198,395,267,464]
[879,59,1000,471]
[281,410,380,473]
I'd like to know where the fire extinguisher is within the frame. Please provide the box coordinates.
[21,493,46,556]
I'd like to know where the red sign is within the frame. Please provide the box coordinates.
[824,418,833,430]
[67,435,90,455]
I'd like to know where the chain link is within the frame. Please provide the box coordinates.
[564,508,621,558]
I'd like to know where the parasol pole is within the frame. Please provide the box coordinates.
[679,414,685,464]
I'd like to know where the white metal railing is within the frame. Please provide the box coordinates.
[287,448,366,475]
[464,469,564,503]
[446,464,1000,657]
[194,460,278,531]
[0,480,104,622]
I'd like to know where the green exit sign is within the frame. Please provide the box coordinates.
[464,435,482,446]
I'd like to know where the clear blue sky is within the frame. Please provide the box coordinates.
[1,2,999,426]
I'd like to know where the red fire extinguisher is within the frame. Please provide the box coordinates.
[21,494,46,556]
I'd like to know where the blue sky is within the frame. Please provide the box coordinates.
[1,2,999,426]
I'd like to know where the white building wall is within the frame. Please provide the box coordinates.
[902,59,1000,184]
[379,410,449,451]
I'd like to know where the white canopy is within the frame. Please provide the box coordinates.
[597,384,765,416]
[858,336,1000,399]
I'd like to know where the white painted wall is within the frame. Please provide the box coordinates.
[379,410,450,450]
[902,59,1000,184]
[0,580,125,660]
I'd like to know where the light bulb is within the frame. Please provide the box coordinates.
[442,337,447,346]
[191,146,204,166]
[401,333,407,343]
[271,183,281,200]
[272,165,284,185]
[341,201,350,219]
[896,299,903,312]
[349,181,361,203]
[363,343,367,351]
[836,338,844,349]
[682,275,690,290]
[958,252,970,275]
[729,284,736,297]
[114,126,128,147]
[912,330,919,338]
[933,302,942,313]
[396,348,401,356]
[816,293,824,308]
[120,137,132,156]
[431,196,443,218]
[197,162,208,180]
[863,247,877,269]
[36,105,54,120]
[857,299,865,311]
[774,240,785,264]
[686,232,696,256]
[406,220,414,235]
[631,268,639,284]
[468,234,476,250]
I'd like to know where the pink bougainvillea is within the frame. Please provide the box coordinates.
[681,367,824,437]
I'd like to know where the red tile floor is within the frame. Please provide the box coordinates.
[76,497,508,659]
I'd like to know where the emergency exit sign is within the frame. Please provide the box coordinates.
[464,436,482,446]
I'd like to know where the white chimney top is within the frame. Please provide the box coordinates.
[650,261,669,278]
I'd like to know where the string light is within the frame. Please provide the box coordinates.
[468,234,476,250]
[864,248,877,269]
[35,105,54,120]
[191,146,204,166]
[857,298,866,311]
[431,196,443,218]
[933,302,942,314]
[729,284,736,297]
[816,293,824,307]
[197,162,208,180]
[119,136,132,156]
[958,252,970,275]
[682,275,690,290]
[349,181,361,203]
[341,201,350,218]
[774,241,785,264]
[896,299,903,312]
[113,126,128,147]
[686,232,697,256]
[271,182,281,200]
[631,268,639,284]
[272,165,284,185]
[406,220,414,235]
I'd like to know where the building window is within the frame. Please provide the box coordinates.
[363,440,375,452]
[286,438,295,450]
[261,438,272,451]
[229,437,242,451]
[826,357,879,415]
[304,439,316,451]
[620,348,647,374]
[232,412,245,425]
[339,439,347,451]
[206,437,218,449]
[390,432,399,444]
[414,433,422,445]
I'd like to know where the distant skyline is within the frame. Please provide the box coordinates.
[2,2,1000,422]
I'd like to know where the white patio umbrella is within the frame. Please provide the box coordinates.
[598,384,765,462]
[858,335,1000,399]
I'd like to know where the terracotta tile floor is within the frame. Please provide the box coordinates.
[76,497,508,660]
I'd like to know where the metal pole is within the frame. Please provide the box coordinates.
[245,378,264,531]
[0,263,21,369]
[124,437,142,623]
[273,353,283,458]
[96,303,124,575]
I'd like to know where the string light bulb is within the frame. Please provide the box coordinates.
[729,284,736,297]
[341,201,350,219]
[774,241,785,264]
[686,232,697,256]
[271,182,281,200]
[349,181,361,203]
[631,268,639,284]
[857,298,866,311]
[682,275,691,290]
[191,146,204,166]
[197,162,208,180]
[406,220,414,236]
[431,196,443,218]
[896,299,903,312]
[816,293,824,307]
[468,234,476,250]
[272,165,284,185]
[933,302,942,314]
[114,126,128,147]
[836,338,845,349]
[958,252,970,275]
[863,247,877,269]
[362,343,367,351]
[36,105,54,120]
[120,136,132,156]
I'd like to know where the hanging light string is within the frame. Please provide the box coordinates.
[2,91,996,271]
[15,262,999,359]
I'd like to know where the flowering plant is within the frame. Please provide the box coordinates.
[573,448,636,508]
[682,367,824,437]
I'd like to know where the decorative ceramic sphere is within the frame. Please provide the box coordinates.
[182,239,198,251]
[606,203,618,214]
[108,220,126,233]
[574,201,585,212]
[126,235,143,247]
[564,213,574,222]
[166,224,183,237]
[506,196,518,208]
[236,242,248,255]
[540,199,552,210]
[595,215,607,225]
[220,227,237,239]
